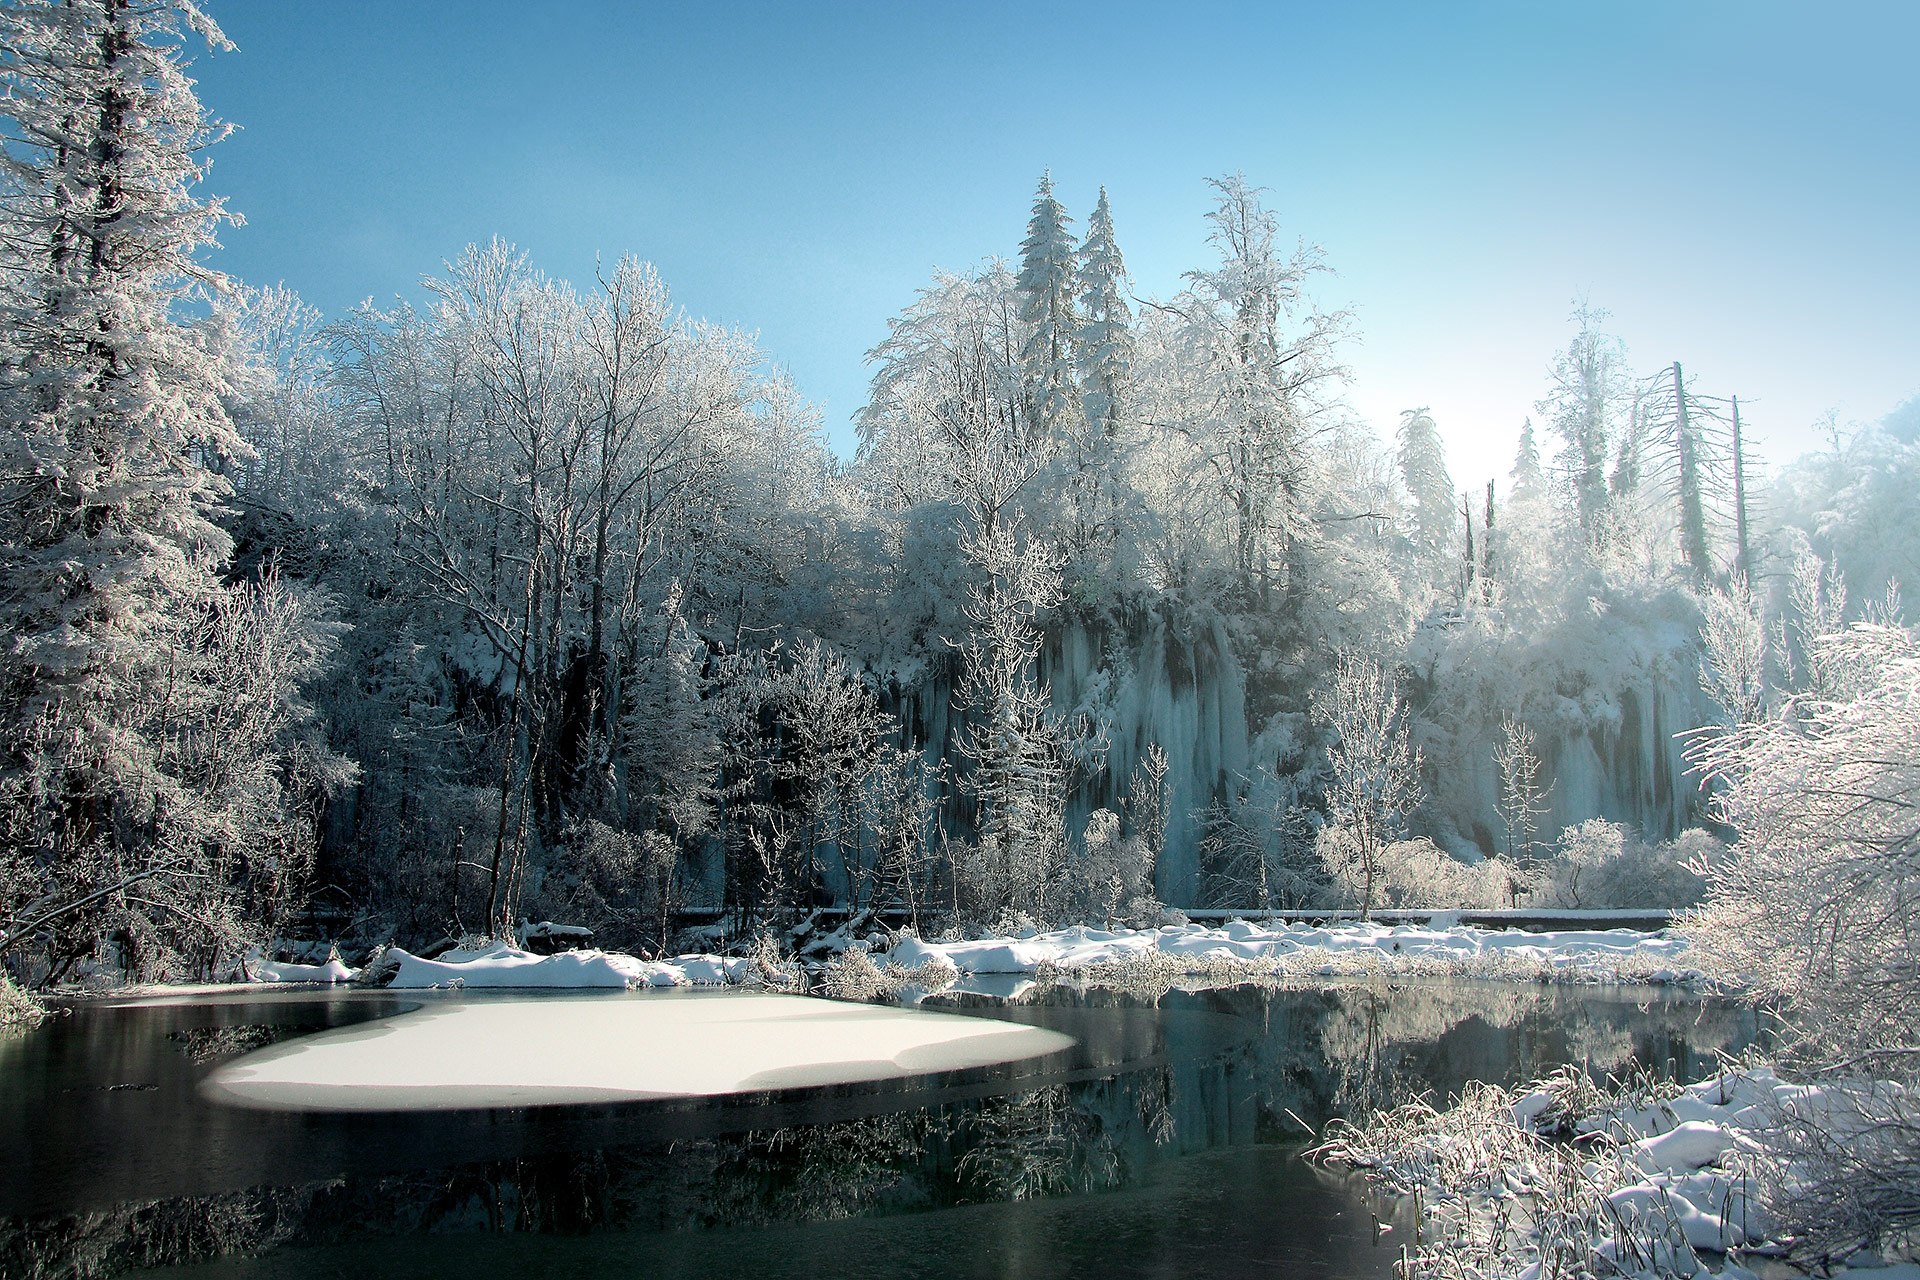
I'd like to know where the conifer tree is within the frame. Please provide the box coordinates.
[1075,185,1132,439]
[1510,418,1545,503]
[1015,172,1079,439]
[1394,407,1454,577]
[0,0,338,982]
[1537,304,1627,541]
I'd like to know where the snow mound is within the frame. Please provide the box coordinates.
[1626,1120,1744,1173]
[250,956,356,984]
[385,941,750,989]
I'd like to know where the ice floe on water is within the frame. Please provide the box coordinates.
[201,992,1075,1111]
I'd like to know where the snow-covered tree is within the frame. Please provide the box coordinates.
[1314,651,1424,919]
[1510,418,1545,504]
[0,0,243,626]
[858,265,1045,528]
[1395,407,1455,581]
[0,0,348,982]
[1152,174,1348,602]
[1016,173,1079,441]
[1076,185,1132,440]
[1772,408,1920,610]
[1493,712,1548,883]
[1537,304,1627,542]
[949,520,1086,925]
[1688,605,1920,1075]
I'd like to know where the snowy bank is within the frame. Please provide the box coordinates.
[882,920,1696,986]
[202,992,1076,1110]
[1315,1064,1920,1279]
[243,920,1696,998]
[381,941,753,990]
[236,940,761,990]
[249,955,356,984]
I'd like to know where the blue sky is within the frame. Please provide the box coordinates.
[190,1,1918,484]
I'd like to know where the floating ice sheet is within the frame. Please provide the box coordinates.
[202,992,1075,1111]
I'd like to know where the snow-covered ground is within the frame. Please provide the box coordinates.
[238,939,759,990]
[235,920,1698,995]
[383,940,752,989]
[883,920,1697,985]
[202,991,1075,1110]
[1317,1064,1919,1280]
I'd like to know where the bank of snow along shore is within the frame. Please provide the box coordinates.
[234,917,1700,994]
[1313,1062,1919,1280]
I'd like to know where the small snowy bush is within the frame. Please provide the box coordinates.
[1324,835,1510,911]
[1532,820,1712,910]
[0,973,45,1029]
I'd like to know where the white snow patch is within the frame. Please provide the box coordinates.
[885,920,1689,977]
[1625,1120,1746,1173]
[250,956,356,984]
[384,941,751,989]
[202,992,1075,1111]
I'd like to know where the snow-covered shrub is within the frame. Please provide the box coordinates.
[1311,1064,1776,1280]
[815,943,957,1001]
[1532,820,1711,910]
[1196,787,1326,910]
[524,819,681,959]
[0,973,45,1029]
[1322,835,1510,911]
[1687,609,1920,1242]
[739,930,806,991]
[1684,590,1920,1254]
[1055,809,1159,928]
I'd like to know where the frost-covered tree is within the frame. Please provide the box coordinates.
[1698,578,1770,728]
[1537,304,1627,541]
[1493,712,1548,885]
[949,521,1087,925]
[1510,418,1545,504]
[1016,172,1079,441]
[1395,407,1455,582]
[1076,185,1132,440]
[1684,555,1920,1251]
[858,265,1044,526]
[316,238,830,938]
[1056,744,1164,927]
[1197,791,1320,911]
[1688,607,1920,1076]
[855,743,944,930]
[0,0,345,982]
[1772,407,1920,610]
[0,0,242,735]
[1314,651,1424,919]
[1151,174,1348,601]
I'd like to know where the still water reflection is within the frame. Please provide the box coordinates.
[0,980,1756,1279]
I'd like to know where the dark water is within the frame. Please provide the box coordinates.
[0,980,1757,1279]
